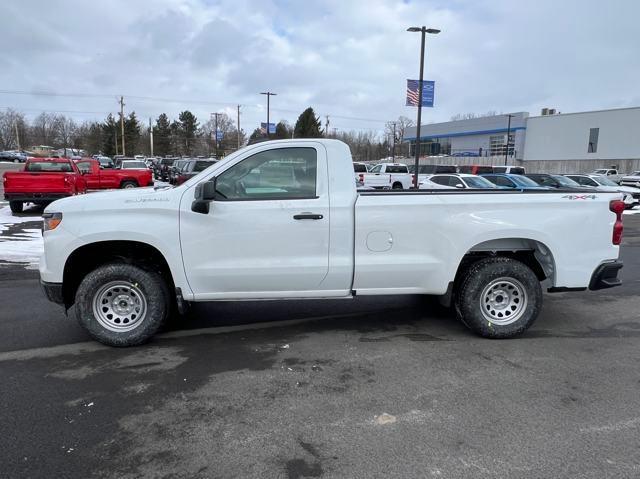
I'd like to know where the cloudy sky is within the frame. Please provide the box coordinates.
[1,0,639,135]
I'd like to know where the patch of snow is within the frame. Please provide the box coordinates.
[0,207,44,267]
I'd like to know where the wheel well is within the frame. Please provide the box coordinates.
[392,181,403,188]
[455,238,555,285]
[62,241,175,308]
[120,178,138,186]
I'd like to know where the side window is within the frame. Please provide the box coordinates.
[215,147,317,200]
[495,176,514,187]
[370,164,382,173]
[430,176,449,186]
[76,162,91,174]
[449,176,465,187]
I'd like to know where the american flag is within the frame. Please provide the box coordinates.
[406,79,435,107]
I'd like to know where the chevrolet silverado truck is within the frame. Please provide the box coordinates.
[3,158,87,213]
[358,163,413,189]
[75,158,153,190]
[39,139,625,347]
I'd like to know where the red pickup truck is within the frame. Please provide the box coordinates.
[75,158,153,190]
[3,158,87,213]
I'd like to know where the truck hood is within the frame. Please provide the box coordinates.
[44,186,177,214]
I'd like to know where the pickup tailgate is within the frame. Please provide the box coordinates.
[4,172,73,193]
[362,173,392,188]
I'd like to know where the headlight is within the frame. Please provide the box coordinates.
[42,212,63,232]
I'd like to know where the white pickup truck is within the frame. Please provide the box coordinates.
[40,139,625,347]
[358,162,413,189]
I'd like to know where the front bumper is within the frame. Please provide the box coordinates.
[589,261,623,290]
[40,280,64,305]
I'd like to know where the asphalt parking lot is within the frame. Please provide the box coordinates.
[1,194,640,478]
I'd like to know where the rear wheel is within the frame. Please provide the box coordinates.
[121,180,138,189]
[75,263,170,347]
[9,201,23,213]
[392,182,403,190]
[455,257,542,338]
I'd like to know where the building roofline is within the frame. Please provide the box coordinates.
[529,105,640,119]
[405,126,526,141]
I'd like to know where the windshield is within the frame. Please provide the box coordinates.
[552,175,580,187]
[592,169,609,174]
[121,161,147,169]
[593,176,619,186]
[25,161,73,172]
[464,176,497,188]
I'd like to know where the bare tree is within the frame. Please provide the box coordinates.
[0,109,27,150]
[56,116,77,148]
[30,112,63,146]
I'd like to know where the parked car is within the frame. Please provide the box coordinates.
[590,169,623,184]
[156,157,177,181]
[481,174,548,190]
[408,164,457,185]
[524,174,583,189]
[565,174,640,209]
[75,159,153,190]
[3,158,87,213]
[620,171,640,188]
[113,156,135,169]
[422,173,499,189]
[492,165,526,175]
[359,163,413,189]
[39,139,624,347]
[0,150,29,163]
[458,165,494,175]
[174,159,218,186]
[169,159,190,184]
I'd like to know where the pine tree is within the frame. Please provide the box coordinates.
[101,114,118,157]
[294,108,322,138]
[154,113,172,157]
[123,112,141,155]
[275,121,292,139]
[178,110,199,155]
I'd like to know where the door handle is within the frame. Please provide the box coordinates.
[293,213,323,220]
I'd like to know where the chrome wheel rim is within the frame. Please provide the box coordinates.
[92,281,147,332]
[123,183,136,189]
[480,277,527,325]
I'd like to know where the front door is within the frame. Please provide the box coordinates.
[180,145,331,299]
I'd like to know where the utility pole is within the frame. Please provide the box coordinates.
[114,130,118,156]
[119,96,126,156]
[237,105,241,149]
[211,112,222,158]
[325,115,330,137]
[504,114,514,166]
[14,121,20,151]
[260,92,276,138]
[391,122,397,161]
[149,117,154,156]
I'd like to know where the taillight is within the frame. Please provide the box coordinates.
[610,199,624,245]
[358,173,364,182]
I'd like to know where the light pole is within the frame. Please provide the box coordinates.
[260,92,277,138]
[504,114,514,165]
[407,26,440,188]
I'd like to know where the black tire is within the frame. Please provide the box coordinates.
[454,257,542,339]
[75,263,170,347]
[120,180,138,189]
[392,182,403,190]
[9,201,23,213]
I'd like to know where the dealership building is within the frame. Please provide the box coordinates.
[404,106,640,173]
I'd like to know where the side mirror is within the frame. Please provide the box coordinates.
[455,183,465,188]
[191,178,217,214]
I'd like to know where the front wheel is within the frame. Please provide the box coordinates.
[75,263,170,347]
[9,201,23,213]
[455,257,542,338]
